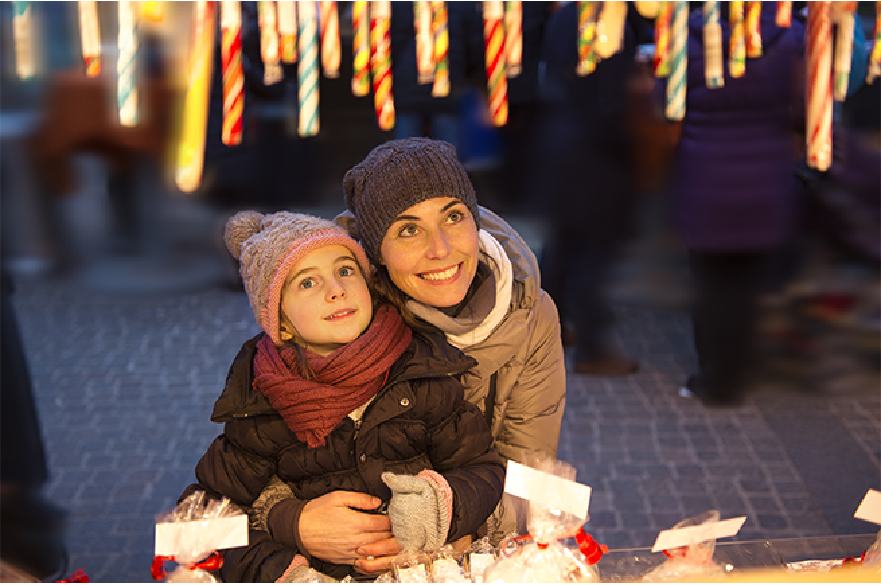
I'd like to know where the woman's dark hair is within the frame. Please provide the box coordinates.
[369,266,434,333]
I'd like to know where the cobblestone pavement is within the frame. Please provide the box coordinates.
[9,272,880,582]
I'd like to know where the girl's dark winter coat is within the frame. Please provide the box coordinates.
[188,329,505,582]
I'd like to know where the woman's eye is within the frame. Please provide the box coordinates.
[299,278,316,290]
[398,224,419,238]
[338,265,357,277]
[446,209,465,224]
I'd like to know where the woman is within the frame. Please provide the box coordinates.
[250,138,566,574]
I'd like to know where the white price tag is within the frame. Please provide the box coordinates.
[854,489,881,525]
[155,514,248,556]
[504,460,591,520]
[651,517,746,553]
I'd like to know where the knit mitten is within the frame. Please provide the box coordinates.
[249,475,294,531]
[381,470,452,553]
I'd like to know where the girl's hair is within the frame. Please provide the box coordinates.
[369,266,434,333]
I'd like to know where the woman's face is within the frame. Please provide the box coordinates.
[379,197,479,308]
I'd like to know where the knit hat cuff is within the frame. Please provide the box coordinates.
[261,230,371,345]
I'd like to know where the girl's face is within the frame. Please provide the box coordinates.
[279,244,372,355]
[379,197,479,308]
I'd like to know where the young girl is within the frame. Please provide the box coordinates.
[186,211,504,582]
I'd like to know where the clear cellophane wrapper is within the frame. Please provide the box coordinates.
[641,510,726,582]
[155,491,243,583]
[859,528,881,568]
[483,459,599,583]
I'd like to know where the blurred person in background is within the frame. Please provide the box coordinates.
[532,2,645,376]
[667,5,807,406]
[0,270,67,580]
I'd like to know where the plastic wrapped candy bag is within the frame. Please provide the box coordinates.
[641,510,727,582]
[483,459,602,583]
[392,550,432,583]
[152,491,247,583]
[430,545,467,583]
[465,537,497,583]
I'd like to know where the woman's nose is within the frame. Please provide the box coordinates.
[426,228,450,259]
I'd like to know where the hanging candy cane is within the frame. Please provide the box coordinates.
[258,0,282,84]
[117,0,138,126]
[729,1,746,78]
[666,0,688,121]
[221,0,244,146]
[320,1,340,78]
[414,1,434,83]
[806,2,833,171]
[505,1,522,77]
[595,1,627,60]
[745,1,762,58]
[654,2,672,77]
[277,1,297,63]
[776,1,792,28]
[635,2,660,18]
[298,0,320,136]
[370,1,395,130]
[833,4,855,101]
[866,2,881,84]
[577,1,599,76]
[431,1,450,97]
[175,1,216,192]
[12,2,35,80]
[78,1,101,77]
[483,1,508,126]
[703,1,724,88]
[351,0,370,96]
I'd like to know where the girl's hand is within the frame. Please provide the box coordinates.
[298,491,393,565]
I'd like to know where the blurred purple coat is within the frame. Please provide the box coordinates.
[669,8,805,251]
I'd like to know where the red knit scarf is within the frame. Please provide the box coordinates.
[252,305,413,448]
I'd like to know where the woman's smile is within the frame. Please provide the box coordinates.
[417,262,463,283]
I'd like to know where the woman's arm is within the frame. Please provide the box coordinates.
[493,290,566,463]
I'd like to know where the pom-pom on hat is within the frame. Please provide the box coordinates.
[342,138,479,264]
[224,210,372,345]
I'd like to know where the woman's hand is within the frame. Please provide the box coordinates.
[353,537,403,574]
[298,491,394,565]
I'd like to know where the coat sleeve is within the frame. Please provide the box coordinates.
[189,419,309,582]
[494,290,566,463]
[423,379,506,542]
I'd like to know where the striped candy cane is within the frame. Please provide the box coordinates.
[635,2,661,18]
[370,1,395,130]
[117,0,138,126]
[277,0,297,63]
[258,0,282,84]
[175,1,216,192]
[776,1,792,28]
[869,3,881,84]
[78,1,101,77]
[577,1,599,76]
[745,1,762,58]
[833,6,854,101]
[595,1,627,60]
[654,2,672,77]
[666,0,688,121]
[320,1,340,78]
[12,2,34,80]
[351,0,370,96]
[484,1,508,126]
[505,1,522,77]
[729,1,746,78]
[806,2,832,171]
[414,1,434,83]
[221,0,244,146]
[703,1,724,89]
[431,1,450,97]
[298,0,320,136]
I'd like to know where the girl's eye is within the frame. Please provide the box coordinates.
[338,265,357,277]
[446,209,465,224]
[398,224,420,238]
[299,277,316,290]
